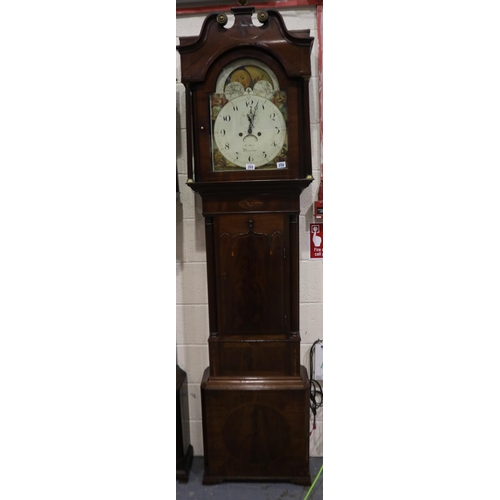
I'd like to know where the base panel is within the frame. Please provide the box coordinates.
[201,366,311,485]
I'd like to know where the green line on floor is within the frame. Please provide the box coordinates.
[303,464,323,500]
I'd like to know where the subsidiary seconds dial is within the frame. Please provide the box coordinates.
[213,94,286,168]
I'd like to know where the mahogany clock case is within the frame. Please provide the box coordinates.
[177,5,316,486]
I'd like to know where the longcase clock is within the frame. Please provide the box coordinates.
[177,2,315,485]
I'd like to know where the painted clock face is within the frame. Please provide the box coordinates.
[210,58,288,171]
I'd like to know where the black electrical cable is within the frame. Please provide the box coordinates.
[309,339,323,434]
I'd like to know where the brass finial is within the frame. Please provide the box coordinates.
[238,0,248,5]
[257,11,268,23]
[217,13,228,26]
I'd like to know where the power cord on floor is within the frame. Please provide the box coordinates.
[303,464,323,500]
[309,339,323,435]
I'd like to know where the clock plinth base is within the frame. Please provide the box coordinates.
[202,472,312,486]
[200,366,311,485]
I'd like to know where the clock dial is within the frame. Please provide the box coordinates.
[211,92,287,170]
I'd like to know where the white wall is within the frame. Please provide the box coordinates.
[176,6,323,457]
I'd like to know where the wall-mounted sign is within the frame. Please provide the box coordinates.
[309,223,323,260]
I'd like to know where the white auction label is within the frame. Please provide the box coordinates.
[246,163,256,170]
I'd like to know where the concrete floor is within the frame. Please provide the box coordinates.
[176,456,323,500]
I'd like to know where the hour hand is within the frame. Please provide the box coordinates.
[247,113,254,134]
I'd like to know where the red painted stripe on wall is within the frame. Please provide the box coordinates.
[317,3,323,197]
